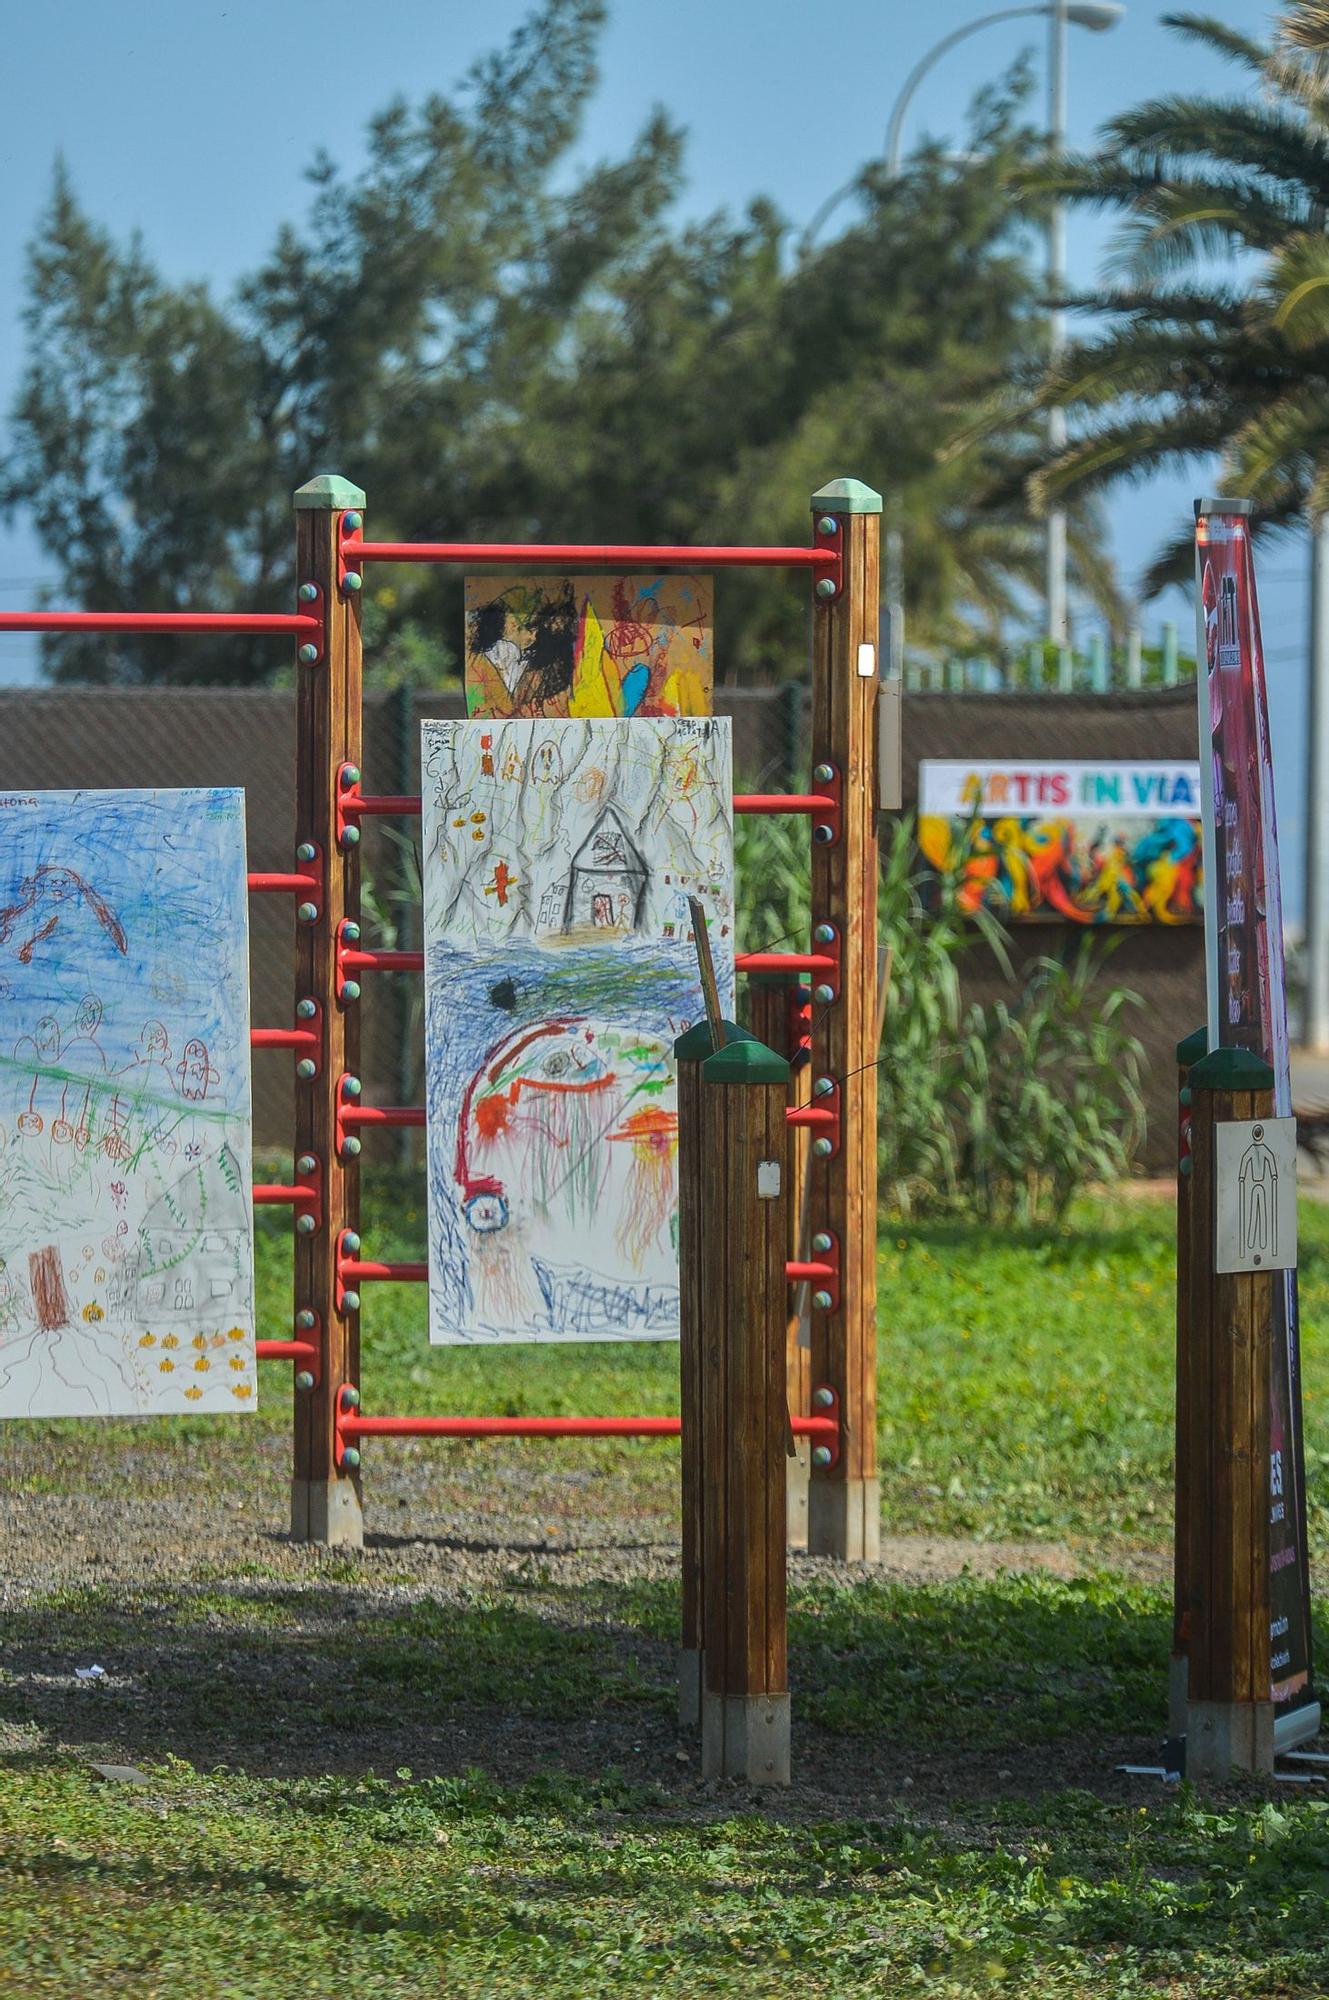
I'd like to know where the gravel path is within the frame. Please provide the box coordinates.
[0,1426,1181,1822]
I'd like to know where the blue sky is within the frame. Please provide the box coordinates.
[0,2,1305,901]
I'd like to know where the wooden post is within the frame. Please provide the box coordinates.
[808,477,881,1561]
[696,1034,792,1784]
[746,973,811,1549]
[675,1016,752,1727]
[1185,1046,1276,1780]
[1171,1024,1207,1737]
[290,474,365,1547]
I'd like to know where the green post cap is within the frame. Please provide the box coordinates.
[1188,1046,1275,1092]
[810,478,883,515]
[673,1020,751,1061]
[702,1037,790,1085]
[1176,1027,1208,1067]
[294,474,367,511]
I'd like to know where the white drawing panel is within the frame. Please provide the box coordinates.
[421,716,735,1343]
[0,789,256,1417]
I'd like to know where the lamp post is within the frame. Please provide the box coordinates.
[803,2,1124,667]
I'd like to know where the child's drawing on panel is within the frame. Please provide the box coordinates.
[0,789,256,1417]
[421,716,734,1344]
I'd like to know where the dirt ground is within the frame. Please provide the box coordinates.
[0,1426,1182,1824]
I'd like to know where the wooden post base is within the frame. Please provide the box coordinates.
[291,1478,364,1548]
[809,1477,880,1562]
[702,1692,791,1786]
[1186,1699,1274,1782]
[678,1648,702,1731]
[787,1440,810,1552]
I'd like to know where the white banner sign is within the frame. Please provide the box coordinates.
[919,760,1201,820]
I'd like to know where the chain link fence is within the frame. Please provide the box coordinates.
[0,681,1199,1167]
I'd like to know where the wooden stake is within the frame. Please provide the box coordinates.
[688,894,726,1051]
[1184,1045,1275,1780]
[696,1034,792,1784]
[290,474,365,1547]
[1171,1024,1207,1738]
[808,478,882,1561]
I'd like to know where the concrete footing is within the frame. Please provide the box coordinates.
[701,1692,791,1785]
[808,1477,879,1562]
[1185,1699,1274,1782]
[290,1478,364,1548]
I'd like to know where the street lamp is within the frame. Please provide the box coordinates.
[801,2,1124,668]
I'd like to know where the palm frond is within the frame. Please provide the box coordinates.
[1161,12,1271,71]
[1279,1,1329,55]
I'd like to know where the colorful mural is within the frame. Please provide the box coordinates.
[420,716,734,1344]
[464,574,712,719]
[917,760,1204,925]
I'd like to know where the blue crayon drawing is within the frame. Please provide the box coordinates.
[0,789,255,1418]
[421,717,734,1344]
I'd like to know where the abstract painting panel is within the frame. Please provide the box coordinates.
[0,789,255,1418]
[918,759,1203,924]
[421,716,734,1344]
[464,574,712,719]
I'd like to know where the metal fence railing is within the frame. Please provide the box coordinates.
[908,623,1196,694]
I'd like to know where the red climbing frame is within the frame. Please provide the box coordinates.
[0,473,882,1558]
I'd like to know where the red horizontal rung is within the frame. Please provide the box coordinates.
[345,794,831,823]
[248,872,319,895]
[786,1106,836,1127]
[737,952,835,974]
[342,949,425,973]
[337,1412,839,1441]
[341,1258,428,1283]
[345,541,832,572]
[255,1340,320,1363]
[0,612,319,635]
[342,1105,426,1128]
[253,1184,303,1205]
[250,1028,318,1050]
[344,794,423,817]
[785,1260,836,1281]
[733,794,835,815]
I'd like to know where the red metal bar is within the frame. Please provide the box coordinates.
[342,949,424,973]
[736,952,835,974]
[345,541,831,572]
[338,1412,839,1440]
[250,1028,318,1051]
[256,1340,320,1364]
[254,1184,303,1205]
[0,612,319,634]
[342,1105,426,1128]
[340,791,836,820]
[341,1258,428,1283]
[733,793,835,815]
[786,1106,836,1128]
[343,794,422,817]
[248,872,320,895]
[786,1260,835,1282]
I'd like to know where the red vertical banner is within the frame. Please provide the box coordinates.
[1195,498,1315,1713]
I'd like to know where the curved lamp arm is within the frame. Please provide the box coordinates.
[884,5,1054,172]
[799,5,1050,255]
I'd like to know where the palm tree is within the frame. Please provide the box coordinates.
[1027,4,1329,587]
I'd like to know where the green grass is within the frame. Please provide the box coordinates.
[5,1188,1329,1995]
